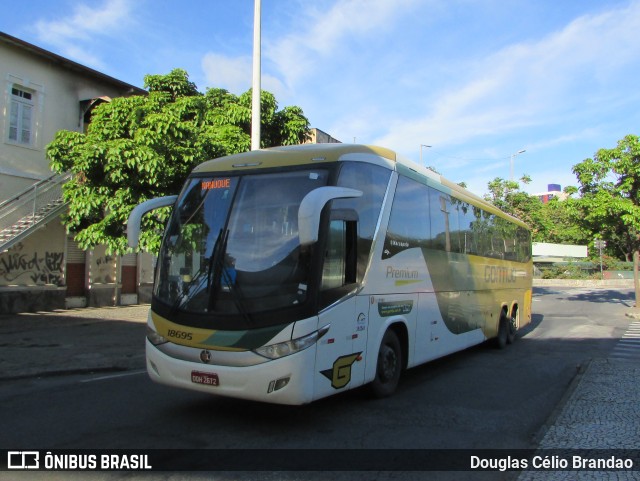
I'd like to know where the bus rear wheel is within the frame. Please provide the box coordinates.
[495,311,509,349]
[507,308,518,344]
[369,329,402,398]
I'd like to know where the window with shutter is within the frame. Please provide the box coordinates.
[8,86,34,146]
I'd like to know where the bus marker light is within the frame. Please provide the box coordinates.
[232,162,262,168]
[268,377,290,393]
[149,361,160,376]
[275,377,290,391]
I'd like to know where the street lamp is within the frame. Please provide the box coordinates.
[420,144,432,166]
[510,149,526,181]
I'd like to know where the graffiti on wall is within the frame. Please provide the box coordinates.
[0,243,64,286]
[91,253,116,284]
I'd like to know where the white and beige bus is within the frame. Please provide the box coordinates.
[128,144,532,405]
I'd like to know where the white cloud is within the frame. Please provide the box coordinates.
[265,0,422,88]
[198,0,423,98]
[374,1,640,154]
[201,52,285,96]
[526,129,602,152]
[33,0,133,68]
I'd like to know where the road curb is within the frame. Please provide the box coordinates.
[625,310,640,319]
[530,359,591,447]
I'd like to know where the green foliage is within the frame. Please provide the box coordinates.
[485,176,545,240]
[542,197,591,246]
[484,175,590,246]
[572,134,640,262]
[47,69,311,254]
[144,69,198,99]
[540,262,590,280]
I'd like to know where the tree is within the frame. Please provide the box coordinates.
[47,69,311,255]
[572,134,640,307]
[485,176,590,246]
[542,195,591,246]
[485,175,546,240]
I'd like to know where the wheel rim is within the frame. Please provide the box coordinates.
[380,344,398,382]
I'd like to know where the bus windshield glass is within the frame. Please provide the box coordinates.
[154,169,329,317]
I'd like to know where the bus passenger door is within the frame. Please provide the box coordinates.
[313,217,365,400]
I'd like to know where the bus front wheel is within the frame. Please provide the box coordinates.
[369,329,402,398]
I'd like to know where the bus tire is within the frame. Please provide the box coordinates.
[507,308,518,344]
[495,312,509,349]
[369,329,402,398]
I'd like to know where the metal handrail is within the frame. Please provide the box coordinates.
[0,172,63,209]
[0,171,72,235]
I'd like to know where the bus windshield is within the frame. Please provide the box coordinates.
[154,169,329,318]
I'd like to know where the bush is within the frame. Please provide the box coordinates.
[540,264,590,279]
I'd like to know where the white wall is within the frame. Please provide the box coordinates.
[532,242,588,259]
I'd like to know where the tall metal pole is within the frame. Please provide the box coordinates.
[510,149,526,181]
[251,0,261,151]
[420,144,431,166]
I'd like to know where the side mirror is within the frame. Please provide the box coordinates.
[127,195,178,248]
[298,187,362,246]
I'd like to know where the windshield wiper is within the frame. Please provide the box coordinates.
[206,228,225,296]
[169,263,207,313]
[207,228,228,310]
[207,229,252,323]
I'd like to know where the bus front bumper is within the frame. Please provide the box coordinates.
[145,339,317,405]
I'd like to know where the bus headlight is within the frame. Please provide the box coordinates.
[147,325,169,346]
[254,324,330,360]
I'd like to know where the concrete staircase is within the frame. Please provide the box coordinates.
[0,173,71,253]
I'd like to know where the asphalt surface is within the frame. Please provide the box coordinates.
[1,288,639,479]
[0,304,148,380]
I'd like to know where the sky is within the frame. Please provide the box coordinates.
[3,0,640,196]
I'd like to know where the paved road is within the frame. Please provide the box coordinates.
[0,287,637,480]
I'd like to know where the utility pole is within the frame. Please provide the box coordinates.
[594,238,606,279]
[251,0,261,151]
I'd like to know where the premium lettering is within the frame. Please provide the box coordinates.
[386,266,419,279]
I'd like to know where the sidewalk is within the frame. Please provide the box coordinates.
[517,358,640,480]
[0,304,148,380]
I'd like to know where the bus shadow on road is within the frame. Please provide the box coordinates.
[566,289,634,306]
[534,286,634,307]
[519,313,544,336]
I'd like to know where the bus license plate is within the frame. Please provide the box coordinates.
[191,371,219,387]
